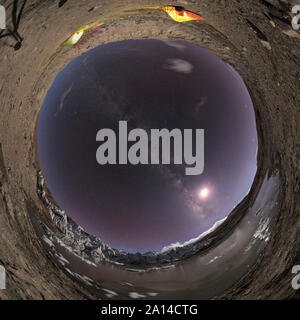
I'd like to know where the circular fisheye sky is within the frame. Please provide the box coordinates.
[37,39,258,253]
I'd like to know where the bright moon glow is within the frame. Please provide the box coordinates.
[199,188,210,199]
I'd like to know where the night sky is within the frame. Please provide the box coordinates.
[37,39,258,253]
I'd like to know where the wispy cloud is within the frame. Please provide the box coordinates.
[164,58,194,74]
[59,83,74,111]
[160,40,186,51]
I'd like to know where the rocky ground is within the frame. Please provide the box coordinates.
[0,0,299,299]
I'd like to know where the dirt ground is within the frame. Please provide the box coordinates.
[0,0,299,299]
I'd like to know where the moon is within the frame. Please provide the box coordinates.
[199,187,210,199]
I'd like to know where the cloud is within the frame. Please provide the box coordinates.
[164,58,194,74]
[160,40,186,51]
[161,216,227,253]
[59,83,74,111]
[195,96,208,111]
